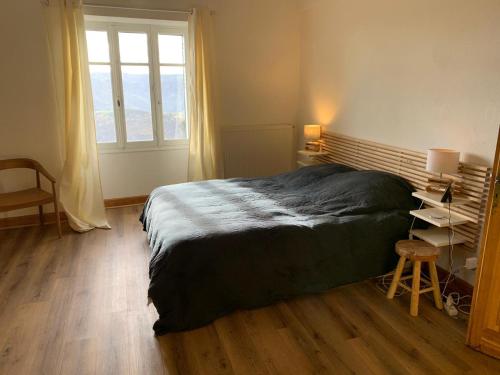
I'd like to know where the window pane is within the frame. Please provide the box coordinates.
[121,65,154,142]
[89,65,117,143]
[158,34,184,64]
[161,66,187,140]
[118,32,148,63]
[86,31,110,63]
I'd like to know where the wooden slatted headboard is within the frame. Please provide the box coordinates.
[314,131,492,252]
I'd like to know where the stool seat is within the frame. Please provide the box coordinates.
[396,240,440,260]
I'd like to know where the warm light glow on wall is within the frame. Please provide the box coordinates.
[313,95,338,125]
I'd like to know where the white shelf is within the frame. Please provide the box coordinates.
[410,191,473,249]
[410,207,471,227]
[297,150,328,157]
[412,190,470,208]
[297,160,318,167]
[410,228,467,247]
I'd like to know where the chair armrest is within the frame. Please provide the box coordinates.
[34,161,56,183]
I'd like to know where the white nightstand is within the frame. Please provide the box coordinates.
[297,150,328,168]
[409,190,472,247]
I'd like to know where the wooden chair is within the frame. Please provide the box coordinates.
[387,240,443,316]
[0,158,62,238]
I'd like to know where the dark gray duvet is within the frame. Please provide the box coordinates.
[140,163,417,335]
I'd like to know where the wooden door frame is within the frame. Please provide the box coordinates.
[467,126,500,353]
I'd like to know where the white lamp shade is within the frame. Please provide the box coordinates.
[304,125,321,141]
[426,149,460,175]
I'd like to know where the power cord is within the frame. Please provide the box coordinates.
[438,201,470,317]
[375,271,408,297]
[409,200,425,231]
[441,202,455,298]
[376,198,470,317]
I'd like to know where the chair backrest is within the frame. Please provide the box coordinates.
[0,158,39,171]
[0,158,56,182]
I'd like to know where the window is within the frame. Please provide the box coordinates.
[85,17,189,150]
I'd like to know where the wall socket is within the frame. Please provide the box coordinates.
[465,257,478,270]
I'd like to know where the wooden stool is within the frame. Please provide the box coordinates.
[387,240,443,316]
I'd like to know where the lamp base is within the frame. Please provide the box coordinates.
[305,141,322,152]
[426,181,451,194]
[425,177,463,201]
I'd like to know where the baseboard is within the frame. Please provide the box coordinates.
[0,211,67,230]
[436,265,474,296]
[0,195,148,230]
[104,195,148,208]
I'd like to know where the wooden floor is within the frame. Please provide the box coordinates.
[1,206,499,375]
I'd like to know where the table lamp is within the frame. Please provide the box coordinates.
[304,125,322,152]
[425,148,460,202]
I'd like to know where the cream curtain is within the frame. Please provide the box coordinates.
[187,9,224,181]
[43,0,109,232]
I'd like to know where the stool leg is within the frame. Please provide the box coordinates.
[38,205,44,225]
[429,261,443,310]
[387,256,406,299]
[410,261,421,317]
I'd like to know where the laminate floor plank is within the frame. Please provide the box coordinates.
[351,283,473,373]
[241,308,315,375]
[276,302,354,374]
[329,288,440,375]
[0,206,499,375]
[214,312,271,375]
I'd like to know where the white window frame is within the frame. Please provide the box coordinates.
[85,16,190,153]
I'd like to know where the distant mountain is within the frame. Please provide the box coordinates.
[90,71,186,113]
[90,71,187,142]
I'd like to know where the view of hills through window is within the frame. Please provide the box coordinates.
[160,66,187,141]
[90,68,187,142]
[86,27,188,145]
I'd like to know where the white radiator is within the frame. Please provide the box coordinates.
[221,124,295,178]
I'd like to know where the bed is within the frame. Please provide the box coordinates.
[140,163,417,335]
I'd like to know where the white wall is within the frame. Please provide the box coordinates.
[0,0,64,217]
[222,124,295,178]
[99,149,189,198]
[298,0,500,166]
[297,0,500,284]
[0,0,301,209]
[90,0,301,198]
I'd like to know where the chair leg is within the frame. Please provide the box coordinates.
[410,261,421,316]
[387,256,406,299]
[53,199,62,239]
[38,205,44,225]
[51,182,62,238]
[429,261,443,310]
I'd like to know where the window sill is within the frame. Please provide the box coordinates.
[98,144,188,154]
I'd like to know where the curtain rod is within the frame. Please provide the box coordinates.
[83,3,193,15]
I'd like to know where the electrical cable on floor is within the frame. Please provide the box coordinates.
[375,271,408,297]
[439,200,470,317]
[448,292,472,315]
[376,198,471,317]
